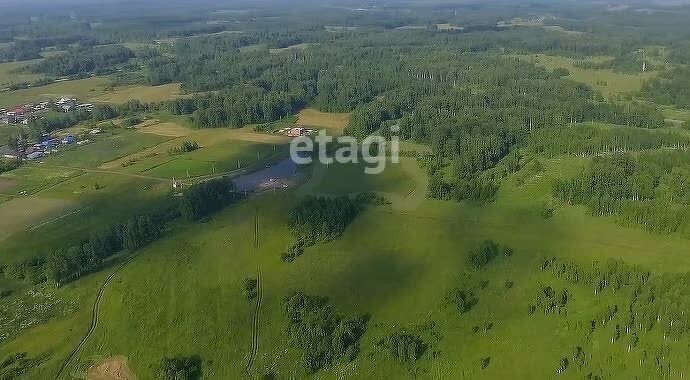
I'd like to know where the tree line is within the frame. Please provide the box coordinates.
[0,178,240,286]
[28,45,134,77]
[553,151,690,234]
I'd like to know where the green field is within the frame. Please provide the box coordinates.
[2,148,690,378]
[0,78,184,109]
[0,77,110,109]
[0,60,45,89]
[99,127,288,178]
[0,171,170,264]
[143,142,279,178]
[44,132,172,168]
[91,83,183,104]
[0,165,84,196]
[518,54,656,96]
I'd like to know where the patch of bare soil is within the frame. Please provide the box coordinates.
[87,356,136,380]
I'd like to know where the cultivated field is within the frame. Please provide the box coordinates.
[0,196,73,241]
[135,120,192,137]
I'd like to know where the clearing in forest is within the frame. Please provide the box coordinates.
[296,108,351,134]
[518,54,656,96]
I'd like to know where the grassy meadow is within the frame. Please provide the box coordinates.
[43,131,172,168]
[91,83,183,104]
[0,78,183,109]
[518,54,656,96]
[0,59,45,89]
[296,108,351,134]
[2,142,690,379]
[0,77,110,109]
[0,51,688,379]
[98,126,289,179]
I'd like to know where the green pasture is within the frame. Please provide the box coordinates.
[2,153,690,378]
[0,165,83,196]
[0,60,46,89]
[142,141,279,179]
[44,132,171,168]
[0,171,170,264]
[516,54,656,96]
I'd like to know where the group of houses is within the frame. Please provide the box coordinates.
[277,126,315,137]
[0,101,51,125]
[55,97,94,113]
[0,97,94,126]
[1,132,85,161]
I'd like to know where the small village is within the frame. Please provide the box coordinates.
[0,97,94,126]
[0,97,99,161]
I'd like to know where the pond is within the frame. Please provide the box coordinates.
[232,157,298,192]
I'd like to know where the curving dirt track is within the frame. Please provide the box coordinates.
[55,255,137,380]
[245,211,263,375]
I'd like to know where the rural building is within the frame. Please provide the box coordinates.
[26,151,43,160]
[62,135,76,144]
[287,127,305,137]
[77,103,94,111]
[56,97,78,112]
[40,138,58,149]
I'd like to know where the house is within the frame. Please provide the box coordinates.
[77,103,94,111]
[90,128,102,135]
[56,97,77,105]
[40,138,58,149]
[287,127,306,137]
[57,97,78,112]
[26,151,43,160]
[62,135,76,144]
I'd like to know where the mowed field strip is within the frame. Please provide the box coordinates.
[99,124,291,179]
[296,108,351,134]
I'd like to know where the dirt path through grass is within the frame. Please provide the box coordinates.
[245,210,263,375]
[55,255,137,380]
